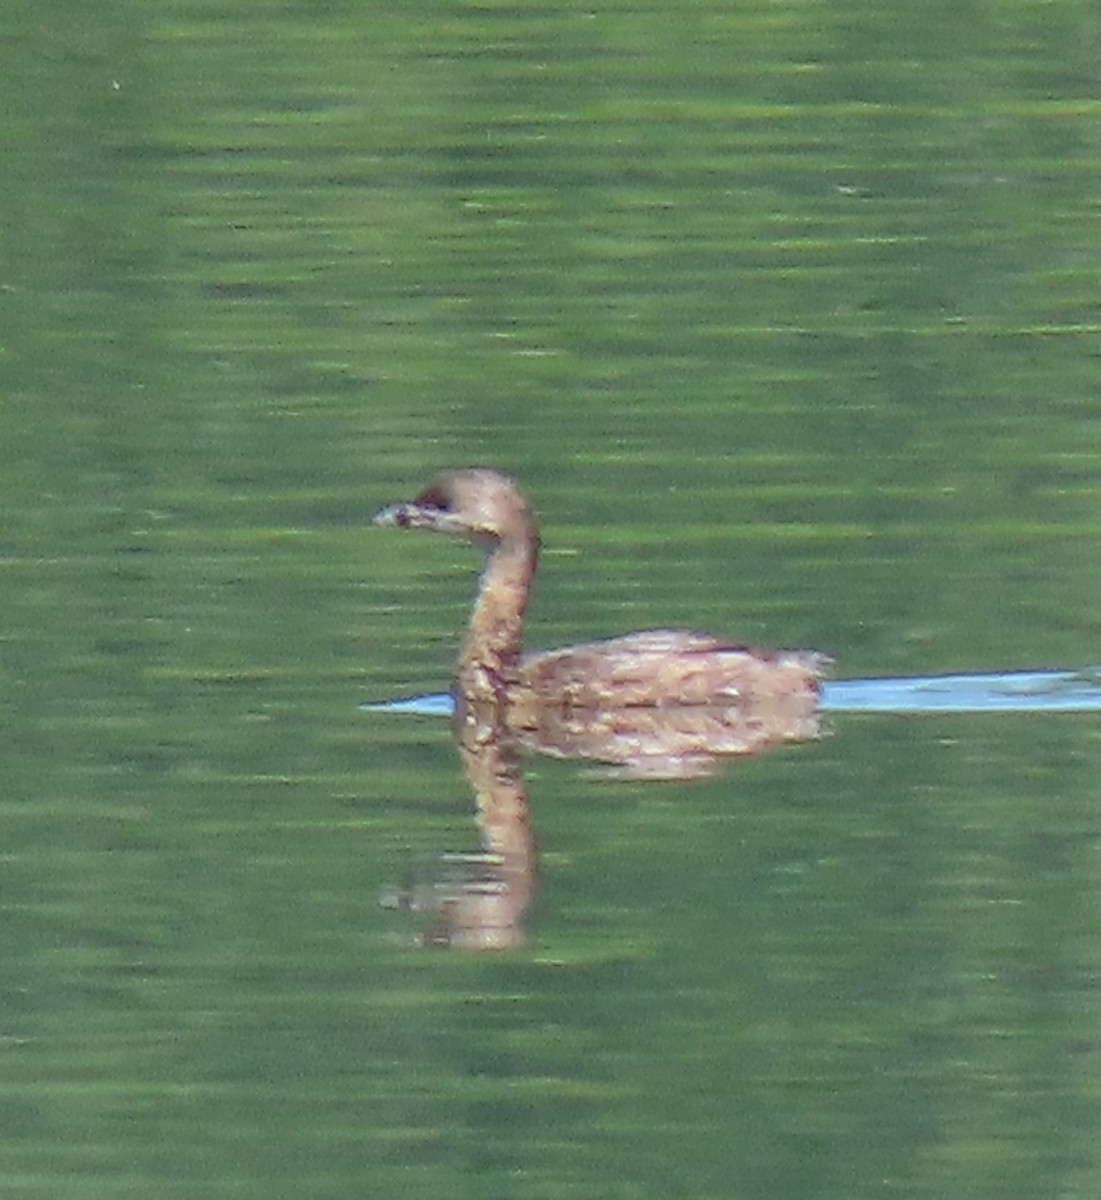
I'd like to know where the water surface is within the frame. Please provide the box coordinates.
[3,2,1101,1197]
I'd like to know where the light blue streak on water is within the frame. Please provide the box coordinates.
[818,669,1101,713]
[361,669,1101,717]
[361,693,456,717]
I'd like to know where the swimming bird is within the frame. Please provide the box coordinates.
[373,469,827,727]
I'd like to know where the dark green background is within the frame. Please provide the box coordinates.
[3,1,1101,1196]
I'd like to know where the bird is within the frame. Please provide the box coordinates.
[373,469,827,725]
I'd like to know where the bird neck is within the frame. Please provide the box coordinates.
[459,530,539,681]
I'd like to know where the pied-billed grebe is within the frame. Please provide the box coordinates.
[373,469,828,709]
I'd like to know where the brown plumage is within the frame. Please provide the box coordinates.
[373,469,827,726]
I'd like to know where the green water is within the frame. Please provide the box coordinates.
[3,1,1101,1196]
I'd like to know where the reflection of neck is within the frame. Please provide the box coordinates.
[448,714,536,951]
[459,529,540,678]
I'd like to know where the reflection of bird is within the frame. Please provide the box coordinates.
[373,469,828,717]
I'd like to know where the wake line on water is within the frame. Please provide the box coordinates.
[361,668,1101,717]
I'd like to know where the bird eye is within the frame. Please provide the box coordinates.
[415,485,451,512]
